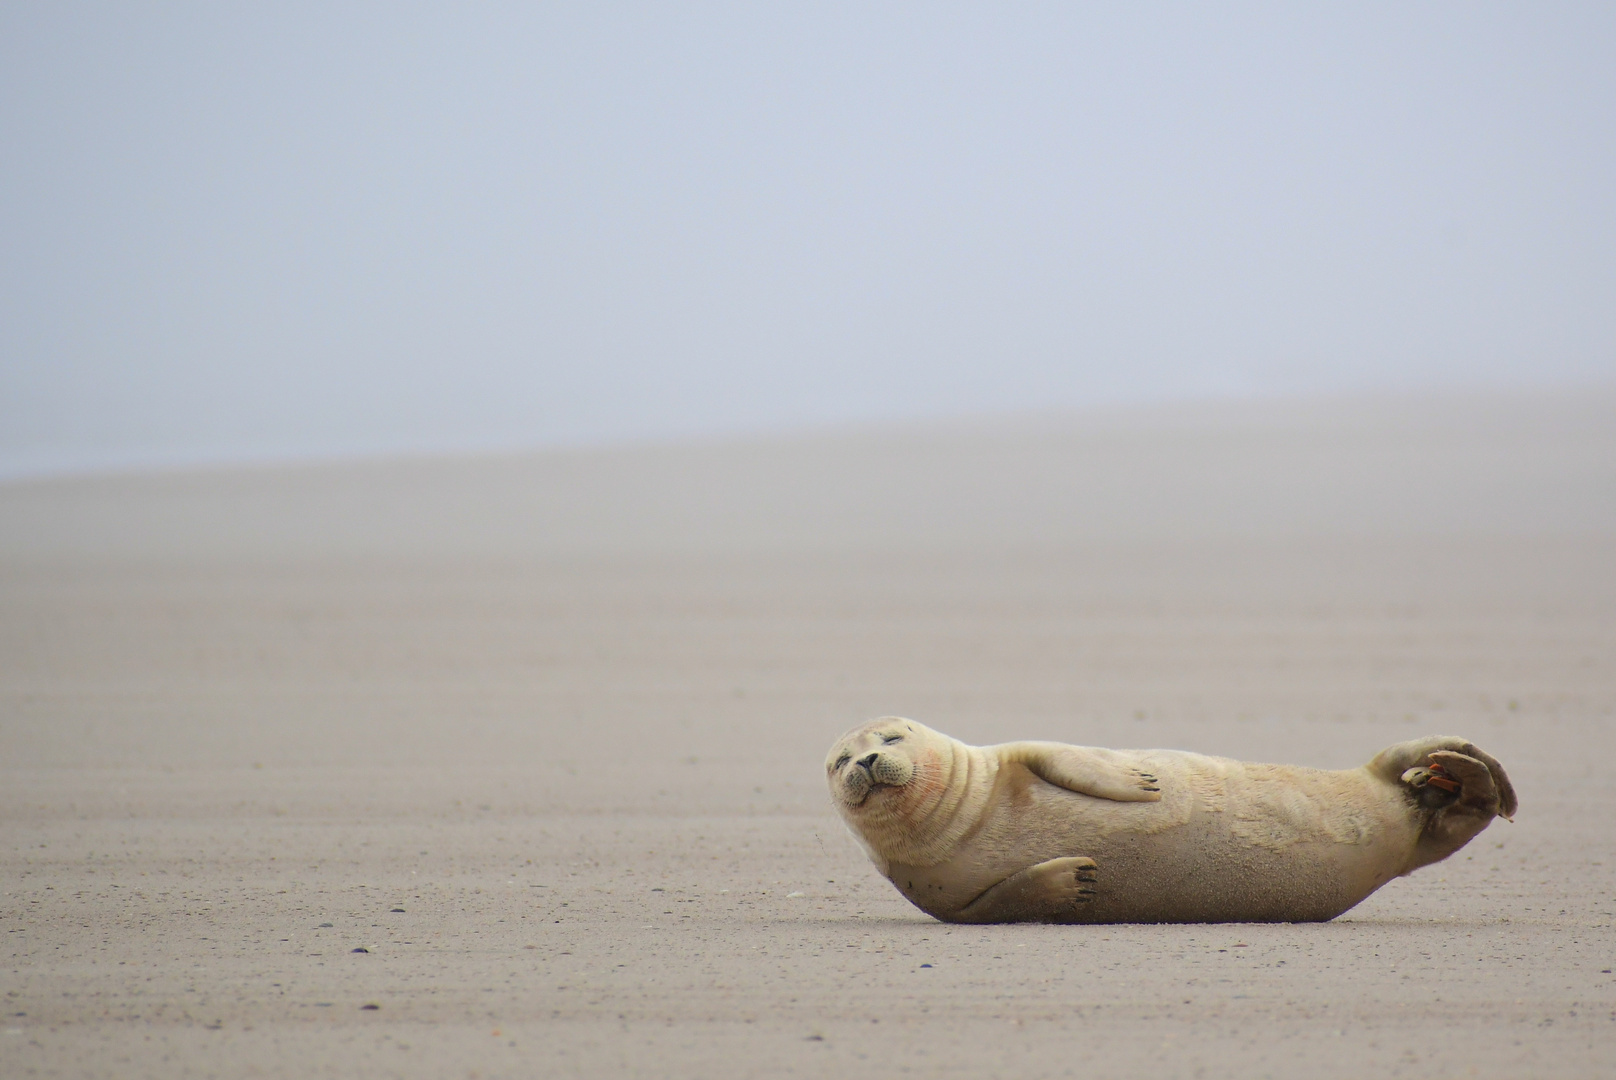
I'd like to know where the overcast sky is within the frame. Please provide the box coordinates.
[2,3,1613,475]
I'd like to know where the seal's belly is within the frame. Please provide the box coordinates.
[893,754,1417,923]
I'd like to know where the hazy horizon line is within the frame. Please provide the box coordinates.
[6,376,1612,487]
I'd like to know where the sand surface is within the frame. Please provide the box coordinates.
[3,391,1615,1077]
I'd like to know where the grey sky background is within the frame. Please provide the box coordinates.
[2,3,1613,477]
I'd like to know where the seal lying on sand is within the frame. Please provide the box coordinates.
[825,718,1516,923]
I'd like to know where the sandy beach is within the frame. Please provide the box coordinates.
[3,390,1614,1078]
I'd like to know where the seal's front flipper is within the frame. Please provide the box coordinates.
[947,856,1098,923]
[1002,742,1163,802]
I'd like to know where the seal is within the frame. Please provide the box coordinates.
[825,717,1516,923]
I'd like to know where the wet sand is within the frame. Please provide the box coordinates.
[3,391,1615,1077]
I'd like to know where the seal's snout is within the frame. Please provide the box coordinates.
[861,750,916,790]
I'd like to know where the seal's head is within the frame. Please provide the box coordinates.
[825,717,923,809]
[825,717,972,869]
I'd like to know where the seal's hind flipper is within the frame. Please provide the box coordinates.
[1414,750,1506,819]
[1373,737,1517,870]
[1372,736,1517,820]
[1001,742,1163,803]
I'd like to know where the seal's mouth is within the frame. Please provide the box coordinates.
[851,785,885,807]
[847,769,901,808]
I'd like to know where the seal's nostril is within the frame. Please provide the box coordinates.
[857,753,880,770]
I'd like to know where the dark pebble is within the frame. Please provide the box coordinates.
[390,908,405,913]
[920,963,933,968]
[318,922,333,928]
[352,947,369,953]
[360,1004,380,1011]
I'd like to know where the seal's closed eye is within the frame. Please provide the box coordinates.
[833,753,851,770]
[882,734,904,744]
